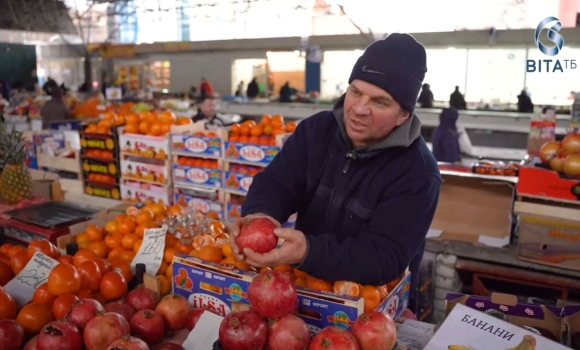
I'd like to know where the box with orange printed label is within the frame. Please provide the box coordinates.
[170,134,222,157]
[174,165,222,188]
[172,255,410,334]
[223,142,280,165]
[174,193,224,219]
[120,133,169,159]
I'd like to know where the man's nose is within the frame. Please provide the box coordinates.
[353,96,371,115]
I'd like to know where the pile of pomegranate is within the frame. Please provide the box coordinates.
[0,285,205,350]
[218,270,398,350]
[539,132,580,177]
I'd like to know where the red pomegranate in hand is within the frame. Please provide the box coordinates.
[236,217,277,253]
[187,308,205,331]
[130,310,165,345]
[84,312,130,350]
[0,319,25,350]
[352,311,397,350]
[219,310,268,350]
[66,299,104,329]
[37,321,83,350]
[105,335,149,350]
[268,314,310,350]
[309,327,360,350]
[248,270,297,319]
[125,286,158,311]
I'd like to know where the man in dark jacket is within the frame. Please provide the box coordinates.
[417,83,434,108]
[279,82,293,102]
[517,89,534,113]
[192,96,225,130]
[432,108,461,163]
[246,78,259,99]
[230,34,441,311]
[449,86,467,110]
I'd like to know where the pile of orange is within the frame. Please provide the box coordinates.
[176,157,219,169]
[228,114,296,145]
[85,112,124,134]
[124,110,192,136]
[84,149,114,160]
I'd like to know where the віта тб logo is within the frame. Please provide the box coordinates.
[527,16,576,73]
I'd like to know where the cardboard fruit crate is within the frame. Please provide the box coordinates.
[518,166,580,203]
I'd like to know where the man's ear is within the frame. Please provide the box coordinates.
[396,109,411,126]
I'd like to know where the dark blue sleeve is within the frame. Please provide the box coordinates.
[298,174,440,285]
[242,121,308,224]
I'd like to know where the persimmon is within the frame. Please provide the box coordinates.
[121,233,139,250]
[360,285,381,311]
[93,258,111,275]
[6,245,25,258]
[306,276,333,292]
[52,294,79,320]
[57,255,74,265]
[105,232,123,249]
[48,263,81,295]
[110,259,134,282]
[0,289,17,319]
[10,250,30,275]
[0,260,13,286]
[86,225,104,242]
[73,248,98,268]
[88,241,109,259]
[76,289,95,299]
[32,283,58,308]
[0,243,13,256]
[27,239,58,259]
[100,271,128,301]
[17,303,54,335]
[78,260,103,292]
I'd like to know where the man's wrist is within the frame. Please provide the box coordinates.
[291,235,310,268]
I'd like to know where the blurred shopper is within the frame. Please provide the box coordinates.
[279,82,293,103]
[417,83,434,108]
[188,85,198,100]
[43,77,58,96]
[192,96,225,130]
[517,89,534,113]
[0,80,10,101]
[246,78,259,99]
[230,33,440,314]
[235,81,245,97]
[199,77,214,99]
[449,86,467,110]
[432,108,461,163]
[40,87,73,128]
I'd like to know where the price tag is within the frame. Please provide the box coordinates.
[131,226,167,275]
[3,251,58,308]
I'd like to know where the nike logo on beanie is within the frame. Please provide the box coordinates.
[361,65,386,75]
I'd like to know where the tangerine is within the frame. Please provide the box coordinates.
[360,285,381,311]
[198,246,223,263]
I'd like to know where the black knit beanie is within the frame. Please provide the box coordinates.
[348,33,427,112]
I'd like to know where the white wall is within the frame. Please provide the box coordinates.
[146,51,267,95]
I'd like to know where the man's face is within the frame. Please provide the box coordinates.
[200,99,217,117]
[343,79,410,148]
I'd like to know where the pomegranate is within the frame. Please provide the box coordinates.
[549,156,566,173]
[83,312,130,350]
[125,286,158,312]
[155,294,192,331]
[248,270,297,319]
[308,327,360,350]
[236,217,277,253]
[0,319,25,350]
[155,344,184,350]
[563,154,580,177]
[268,314,310,350]
[187,308,205,331]
[66,299,105,329]
[539,141,561,163]
[562,133,580,155]
[352,311,397,350]
[219,310,268,350]
[104,301,136,323]
[23,335,38,350]
[399,308,417,321]
[37,321,83,350]
[105,335,149,350]
[130,310,165,345]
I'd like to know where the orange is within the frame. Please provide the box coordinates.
[149,122,162,136]
[163,247,179,264]
[377,285,388,300]
[198,246,223,263]
[286,121,297,132]
[119,250,136,263]
[167,205,182,216]
[157,261,169,276]
[273,265,293,273]
[117,220,136,235]
[306,276,333,292]
[333,281,360,297]
[88,241,109,259]
[86,225,104,242]
[121,233,139,250]
[230,124,241,134]
[159,111,176,124]
[105,232,123,249]
[294,269,309,280]
[222,242,234,258]
[360,285,381,311]
[250,125,263,136]
[157,275,172,295]
[107,245,125,261]
[138,121,151,134]
[135,211,154,225]
[240,124,251,136]
[133,239,143,253]
[124,123,139,134]
[126,113,140,124]
[105,220,118,234]
[295,278,306,287]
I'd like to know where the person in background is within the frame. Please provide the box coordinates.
[279,82,293,103]
[417,83,434,108]
[431,107,461,163]
[40,87,73,128]
[199,77,214,99]
[449,86,467,110]
[517,89,534,113]
[0,80,10,101]
[43,77,57,95]
[101,76,110,97]
[192,96,225,130]
[246,78,259,99]
[188,85,198,100]
[235,81,244,97]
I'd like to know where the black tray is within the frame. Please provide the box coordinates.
[4,201,98,228]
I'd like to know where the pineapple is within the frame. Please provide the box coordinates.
[0,124,32,204]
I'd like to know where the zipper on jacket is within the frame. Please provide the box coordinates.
[325,151,358,227]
